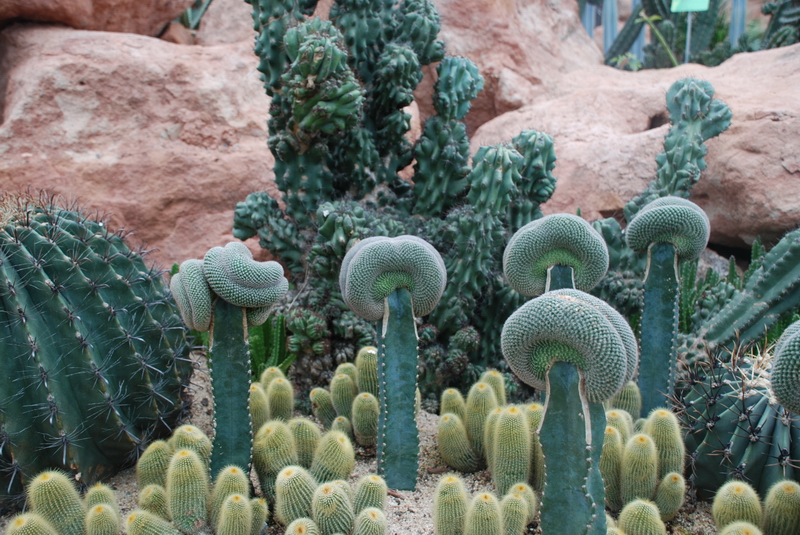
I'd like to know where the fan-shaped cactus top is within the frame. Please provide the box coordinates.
[625,196,710,261]
[501,290,629,402]
[170,259,213,332]
[771,320,800,414]
[550,289,638,385]
[203,242,288,308]
[339,235,446,321]
[503,214,609,297]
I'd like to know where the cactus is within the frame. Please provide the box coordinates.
[433,474,469,535]
[171,243,288,478]
[169,424,212,466]
[249,383,270,434]
[355,346,379,397]
[352,507,387,535]
[250,498,269,535]
[26,471,85,535]
[653,472,685,522]
[267,377,296,421]
[310,388,338,429]
[352,393,380,447]
[5,514,59,535]
[617,499,667,535]
[642,408,685,480]
[601,425,625,512]
[611,380,643,420]
[166,449,209,533]
[275,466,318,526]
[720,522,764,535]
[289,417,323,469]
[0,194,193,505]
[138,484,169,519]
[463,382,498,462]
[285,517,321,535]
[330,373,358,420]
[437,413,481,473]
[84,483,118,511]
[216,494,252,535]
[312,482,355,535]
[489,406,531,496]
[713,480,763,529]
[771,319,800,414]
[82,503,119,535]
[310,430,356,483]
[331,416,353,439]
[500,492,527,535]
[340,235,446,490]
[440,388,467,422]
[479,369,507,407]
[621,434,660,505]
[353,474,388,515]
[125,510,184,535]
[253,420,298,500]
[763,479,800,535]
[211,466,250,528]
[464,492,503,535]
[626,196,710,415]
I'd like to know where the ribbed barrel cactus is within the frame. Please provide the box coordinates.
[0,194,192,507]
[625,196,710,416]
[339,235,446,489]
[171,242,288,477]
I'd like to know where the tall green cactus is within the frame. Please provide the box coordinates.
[339,235,446,490]
[0,194,192,506]
[171,242,288,478]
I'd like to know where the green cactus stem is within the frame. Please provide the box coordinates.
[171,242,288,479]
[712,480,763,529]
[626,196,710,415]
[433,474,468,535]
[763,480,800,535]
[771,320,800,414]
[339,236,446,490]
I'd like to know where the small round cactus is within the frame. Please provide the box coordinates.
[440,388,467,422]
[500,493,528,535]
[643,408,685,480]
[720,521,764,535]
[138,484,169,520]
[464,382,498,460]
[165,449,209,533]
[654,472,686,522]
[267,377,296,421]
[464,492,503,535]
[310,430,356,483]
[312,482,355,535]
[617,499,667,535]
[763,480,800,535]
[713,480,763,530]
[339,235,446,322]
[6,513,58,535]
[355,346,379,397]
[137,440,173,489]
[85,503,121,535]
[479,369,507,406]
[210,465,250,527]
[275,466,318,526]
[433,474,469,535]
[253,420,298,500]
[503,213,609,297]
[437,413,481,473]
[600,425,624,512]
[285,518,321,535]
[353,507,387,535]
[625,196,710,260]
[490,406,531,496]
[125,509,183,535]
[216,494,253,535]
[354,474,388,515]
[507,482,538,524]
[310,388,338,429]
[26,471,85,535]
[611,380,643,420]
[331,373,358,420]
[288,417,323,469]
[352,392,380,447]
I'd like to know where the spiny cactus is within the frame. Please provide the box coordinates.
[0,194,193,505]
[310,387,338,429]
[617,499,667,535]
[340,235,446,490]
[253,419,298,500]
[171,242,288,478]
[771,319,800,414]
[720,521,764,535]
[626,196,710,415]
[712,480,763,530]
[763,479,800,535]
[312,482,355,535]
[464,492,503,535]
[499,492,527,535]
[288,417,323,469]
[352,392,380,447]
[275,466,318,526]
[433,474,469,535]
[641,408,685,480]
[488,406,531,496]
[284,517,321,535]
[610,380,643,420]
[309,430,356,484]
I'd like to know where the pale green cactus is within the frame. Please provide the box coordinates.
[433,474,469,535]
[713,480,763,530]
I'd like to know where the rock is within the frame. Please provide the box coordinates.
[0,0,193,36]
[160,21,195,45]
[195,0,255,45]
[470,44,800,250]
[0,24,276,268]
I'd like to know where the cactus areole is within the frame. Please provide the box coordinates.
[171,242,288,478]
[339,236,446,489]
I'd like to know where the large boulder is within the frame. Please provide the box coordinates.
[0,0,193,36]
[471,44,800,250]
[0,24,275,268]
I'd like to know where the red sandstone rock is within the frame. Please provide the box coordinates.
[0,0,193,37]
[0,24,275,267]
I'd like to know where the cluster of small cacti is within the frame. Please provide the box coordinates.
[278,473,389,535]
[711,479,800,535]
[432,474,539,535]
[249,365,297,432]
[0,193,193,506]
[6,471,122,535]
[600,407,686,521]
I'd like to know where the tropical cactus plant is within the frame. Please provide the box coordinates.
[0,193,193,506]
[171,242,288,478]
[339,235,446,489]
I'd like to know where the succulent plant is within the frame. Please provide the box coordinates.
[626,196,710,415]
[340,235,446,490]
[617,499,667,535]
[433,474,469,535]
[171,242,288,478]
[0,194,193,505]
[712,480,763,530]
[763,479,800,535]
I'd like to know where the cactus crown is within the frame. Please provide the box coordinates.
[503,213,610,296]
[501,290,630,402]
[625,196,710,261]
[339,235,446,321]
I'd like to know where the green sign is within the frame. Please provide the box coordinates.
[671,0,710,12]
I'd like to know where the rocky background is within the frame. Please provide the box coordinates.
[1,0,799,268]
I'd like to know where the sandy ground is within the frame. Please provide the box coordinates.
[0,353,718,534]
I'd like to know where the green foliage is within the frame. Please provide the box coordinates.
[0,195,193,505]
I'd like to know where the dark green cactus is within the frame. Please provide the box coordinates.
[340,235,446,490]
[171,242,288,479]
[0,195,193,506]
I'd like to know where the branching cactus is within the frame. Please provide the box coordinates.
[339,235,446,489]
[0,194,192,506]
[501,290,634,534]
[171,242,288,477]
[625,196,710,416]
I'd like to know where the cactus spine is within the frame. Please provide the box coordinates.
[312,482,355,535]
[166,449,209,533]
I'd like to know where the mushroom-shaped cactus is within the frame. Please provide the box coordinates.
[501,290,633,535]
[625,196,710,416]
[771,320,800,415]
[503,213,609,297]
[171,242,288,478]
[339,235,446,490]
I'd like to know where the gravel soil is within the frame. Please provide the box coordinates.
[0,354,718,534]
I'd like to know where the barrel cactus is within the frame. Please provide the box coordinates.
[339,235,446,490]
[171,242,288,477]
[0,193,193,507]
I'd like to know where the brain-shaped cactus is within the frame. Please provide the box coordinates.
[503,214,609,297]
[501,290,630,402]
[625,196,710,260]
[339,235,446,321]
[171,242,288,330]
[771,320,800,414]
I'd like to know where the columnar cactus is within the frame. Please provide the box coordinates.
[625,196,710,416]
[339,235,446,490]
[171,242,288,477]
[0,195,192,505]
[771,319,800,415]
